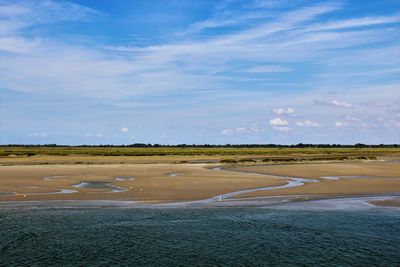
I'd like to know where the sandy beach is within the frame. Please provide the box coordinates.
[0,159,399,206]
[0,163,285,202]
[225,161,400,204]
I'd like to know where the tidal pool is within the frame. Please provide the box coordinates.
[115,176,135,181]
[73,181,128,193]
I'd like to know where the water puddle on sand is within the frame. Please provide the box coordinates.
[213,177,318,202]
[115,176,135,181]
[320,176,340,180]
[320,175,400,180]
[1,188,77,196]
[43,176,67,181]
[24,189,78,195]
[202,167,400,206]
[73,181,128,193]
[160,167,320,206]
[167,173,181,177]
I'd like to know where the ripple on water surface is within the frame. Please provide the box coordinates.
[0,207,399,266]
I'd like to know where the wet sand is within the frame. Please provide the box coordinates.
[0,164,285,202]
[369,197,400,207]
[0,159,399,205]
[225,161,400,200]
[226,161,400,179]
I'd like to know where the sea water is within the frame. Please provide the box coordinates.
[0,206,399,266]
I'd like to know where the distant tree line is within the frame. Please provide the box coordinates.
[1,143,399,148]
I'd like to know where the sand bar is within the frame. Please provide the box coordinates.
[0,159,399,204]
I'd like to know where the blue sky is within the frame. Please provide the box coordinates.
[0,0,399,145]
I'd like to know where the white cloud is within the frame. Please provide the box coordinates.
[306,15,400,32]
[272,108,295,115]
[28,132,47,137]
[270,117,289,126]
[296,120,321,127]
[331,100,352,108]
[346,116,361,122]
[335,121,348,127]
[384,120,400,128]
[249,127,260,133]
[0,2,346,97]
[83,133,103,137]
[0,1,98,25]
[121,127,129,133]
[221,127,255,136]
[316,100,353,108]
[1,1,397,103]
[235,127,246,133]
[221,129,232,136]
[2,1,400,144]
[364,100,392,107]
[272,126,291,132]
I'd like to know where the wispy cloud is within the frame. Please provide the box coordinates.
[2,1,397,99]
[28,132,48,137]
[272,126,291,132]
[315,100,353,108]
[1,0,399,144]
[273,108,295,115]
[305,14,400,32]
[296,120,321,127]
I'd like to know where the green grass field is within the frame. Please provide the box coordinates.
[1,146,399,157]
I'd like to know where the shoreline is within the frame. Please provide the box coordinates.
[0,194,399,210]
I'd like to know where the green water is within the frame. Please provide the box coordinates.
[0,206,399,266]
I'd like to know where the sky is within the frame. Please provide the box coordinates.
[0,0,399,145]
